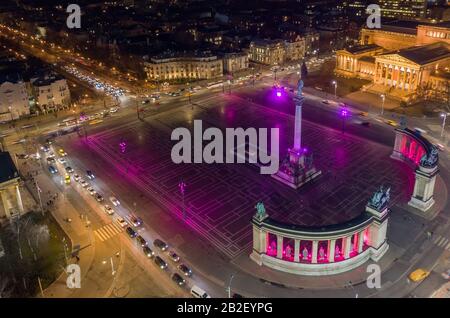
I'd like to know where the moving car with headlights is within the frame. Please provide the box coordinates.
[58,148,67,157]
[86,170,95,180]
[73,174,80,182]
[190,285,210,298]
[409,268,430,282]
[64,174,71,184]
[109,196,120,206]
[116,217,128,228]
[48,165,58,174]
[104,205,114,215]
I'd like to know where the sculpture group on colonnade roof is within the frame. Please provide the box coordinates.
[419,147,439,168]
[368,185,391,211]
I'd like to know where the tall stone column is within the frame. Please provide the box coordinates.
[358,231,365,253]
[328,239,336,262]
[294,239,300,262]
[344,236,352,259]
[277,235,283,259]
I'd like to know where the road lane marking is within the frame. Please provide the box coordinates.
[94,223,124,242]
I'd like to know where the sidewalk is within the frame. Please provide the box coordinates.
[20,159,96,297]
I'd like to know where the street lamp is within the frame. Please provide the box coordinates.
[332,80,337,99]
[340,107,349,133]
[440,112,450,138]
[380,94,385,116]
[227,273,235,298]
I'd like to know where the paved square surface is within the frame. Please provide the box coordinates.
[77,98,413,259]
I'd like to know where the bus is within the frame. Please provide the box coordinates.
[206,81,223,89]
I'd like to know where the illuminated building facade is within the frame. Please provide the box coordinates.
[379,0,428,20]
[336,22,450,102]
[144,53,223,80]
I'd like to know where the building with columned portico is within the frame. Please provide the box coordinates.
[336,21,450,102]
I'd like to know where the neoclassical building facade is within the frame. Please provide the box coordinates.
[336,21,450,102]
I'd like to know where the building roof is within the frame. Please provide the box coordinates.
[0,152,19,184]
[395,42,450,65]
[344,44,381,54]
[359,56,376,63]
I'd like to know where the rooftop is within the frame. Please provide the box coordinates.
[392,42,450,65]
[343,44,381,54]
[0,152,19,184]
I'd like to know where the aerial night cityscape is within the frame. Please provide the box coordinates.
[0,0,450,308]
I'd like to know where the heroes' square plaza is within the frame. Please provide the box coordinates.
[67,91,417,271]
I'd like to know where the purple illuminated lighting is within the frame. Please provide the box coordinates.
[276,91,282,97]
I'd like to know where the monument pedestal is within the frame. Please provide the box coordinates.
[272,149,321,189]
[408,165,438,212]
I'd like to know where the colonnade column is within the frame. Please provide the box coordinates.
[328,239,336,262]
[358,231,365,253]
[344,236,352,259]
[276,235,283,259]
[294,239,300,262]
[311,240,318,263]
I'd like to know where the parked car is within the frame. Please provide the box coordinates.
[171,273,186,286]
[73,174,81,182]
[154,256,167,269]
[153,239,168,251]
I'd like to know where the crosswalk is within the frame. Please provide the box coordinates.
[433,236,450,251]
[94,222,124,242]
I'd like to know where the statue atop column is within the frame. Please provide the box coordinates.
[272,62,321,189]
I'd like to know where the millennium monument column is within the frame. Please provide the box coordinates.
[272,78,321,189]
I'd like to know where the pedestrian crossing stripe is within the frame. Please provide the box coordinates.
[94,223,123,242]
[433,236,450,249]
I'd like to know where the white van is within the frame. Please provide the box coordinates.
[190,285,211,298]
